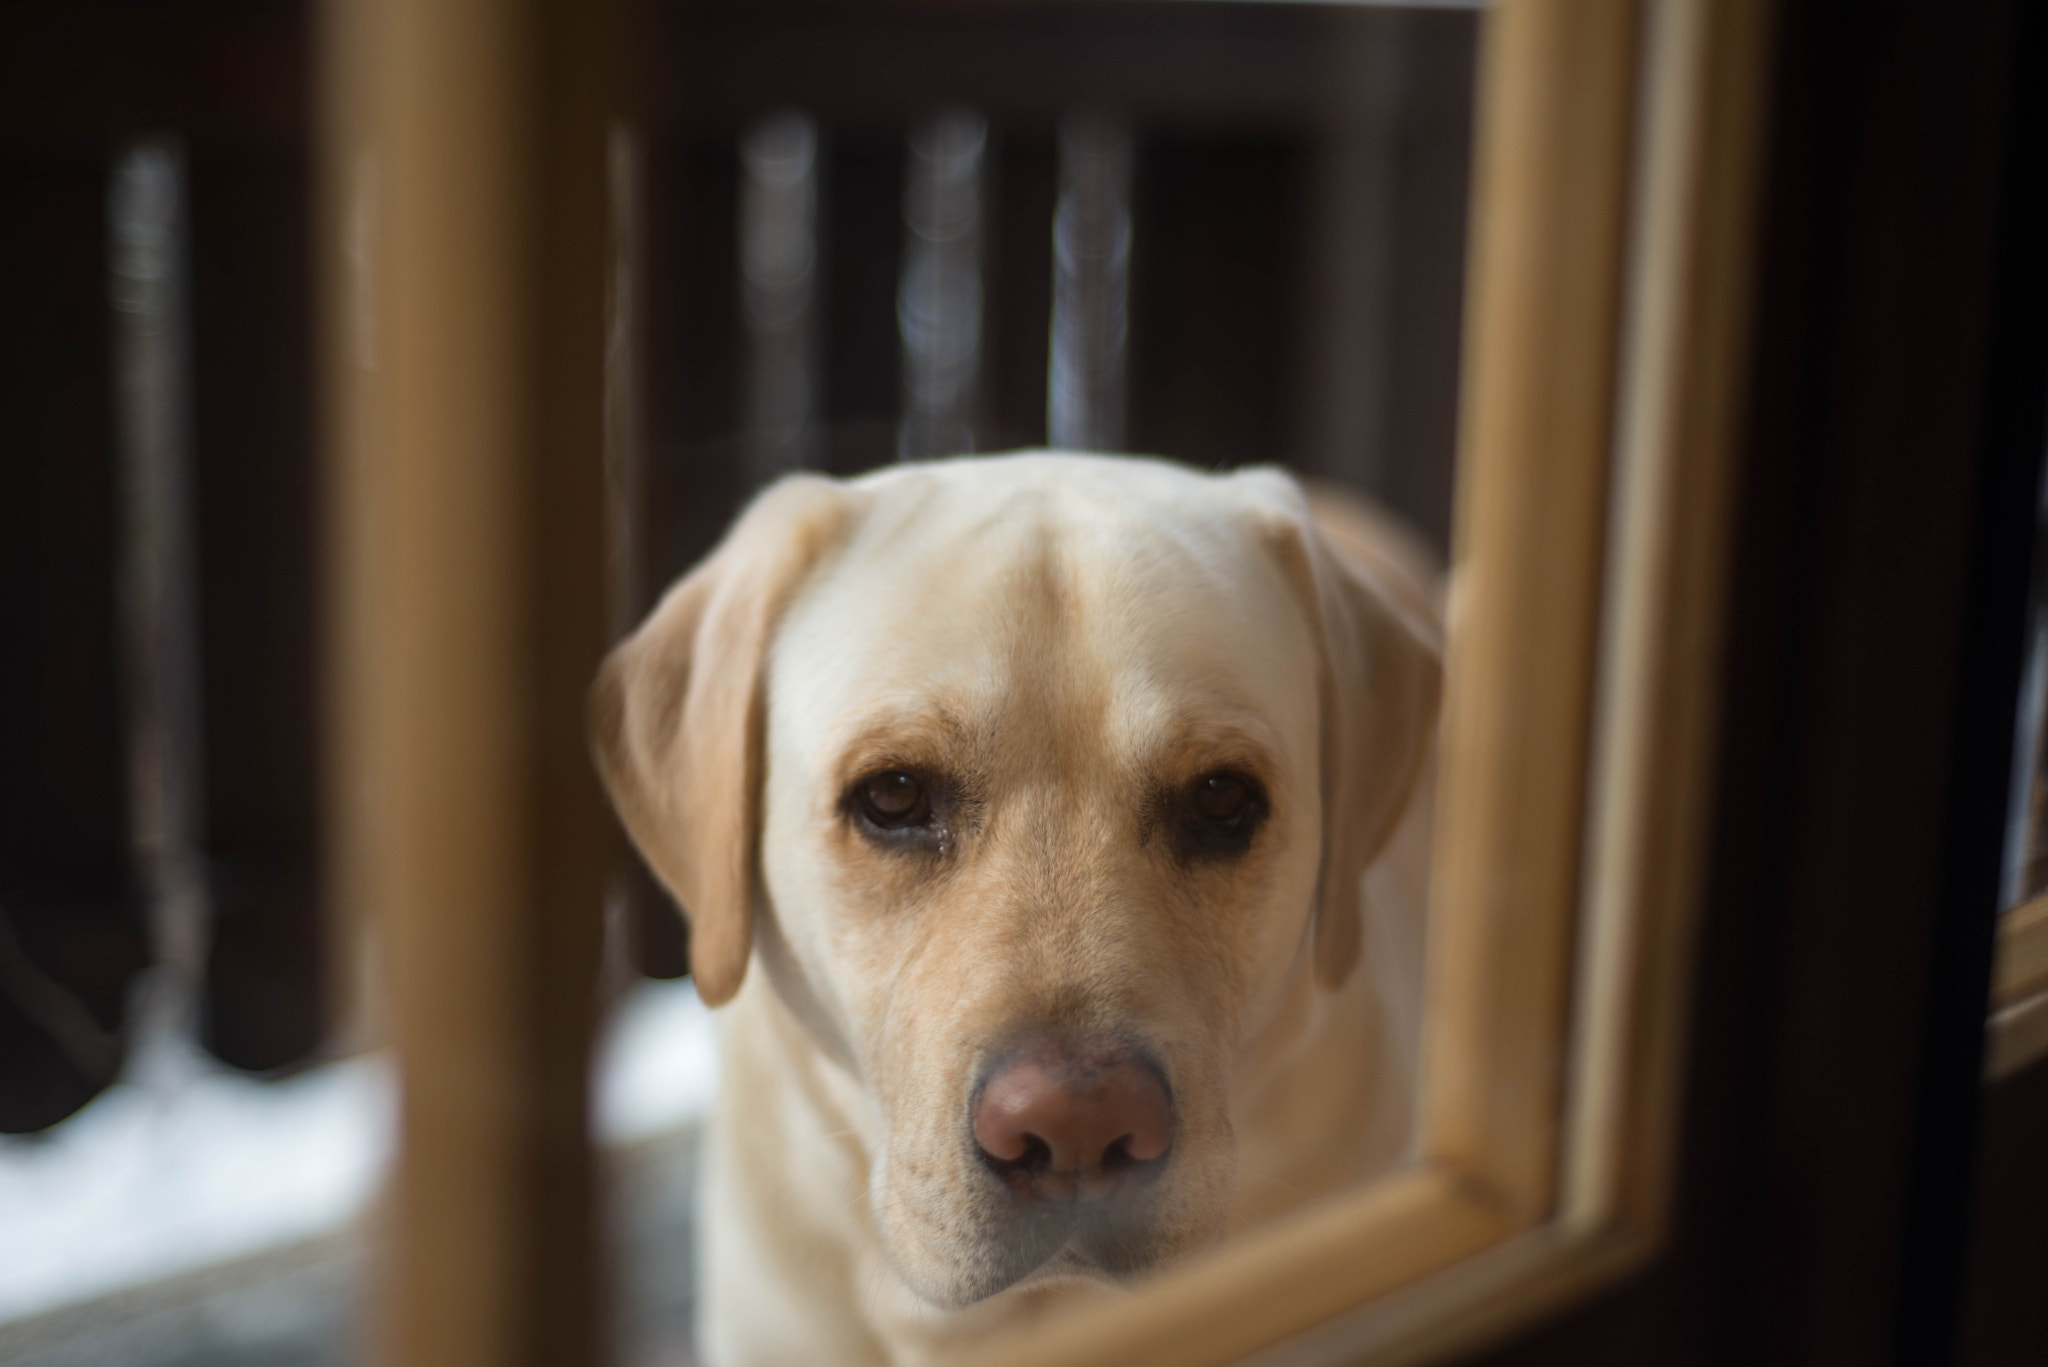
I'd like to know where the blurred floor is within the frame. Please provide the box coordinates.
[0,1232,366,1367]
[0,1124,702,1367]
[0,975,714,1367]
[611,1128,705,1367]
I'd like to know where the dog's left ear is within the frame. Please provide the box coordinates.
[1242,470,1444,989]
[588,475,852,1007]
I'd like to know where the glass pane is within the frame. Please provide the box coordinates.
[608,3,1480,1362]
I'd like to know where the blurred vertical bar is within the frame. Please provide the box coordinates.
[186,127,328,1073]
[602,123,669,990]
[322,0,617,1363]
[898,110,987,460]
[984,131,1057,451]
[1048,113,1132,453]
[109,141,209,1064]
[739,112,820,485]
[1303,13,1404,496]
[821,131,906,473]
[605,125,646,646]
[321,0,384,1061]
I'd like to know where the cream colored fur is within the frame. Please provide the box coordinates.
[590,453,1442,1366]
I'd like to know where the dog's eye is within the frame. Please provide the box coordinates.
[1173,772,1266,861]
[1194,775,1252,825]
[854,770,931,829]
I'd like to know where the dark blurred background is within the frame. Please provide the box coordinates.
[9,5,2048,1367]
[0,0,1476,1132]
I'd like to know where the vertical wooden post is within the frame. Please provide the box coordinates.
[1422,0,1640,1219]
[323,1,616,1363]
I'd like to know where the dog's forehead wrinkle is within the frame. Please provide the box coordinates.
[788,457,1303,692]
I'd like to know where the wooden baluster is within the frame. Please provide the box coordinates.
[323,1,621,1362]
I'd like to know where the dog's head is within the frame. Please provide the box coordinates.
[591,453,1438,1307]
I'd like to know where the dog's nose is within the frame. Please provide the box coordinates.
[972,1042,1172,1203]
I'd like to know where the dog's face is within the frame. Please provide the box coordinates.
[592,454,1437,1309]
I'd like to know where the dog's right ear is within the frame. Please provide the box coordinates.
[589,475,851,1007]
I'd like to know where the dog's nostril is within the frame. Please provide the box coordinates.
[1014,1133,1053,1174]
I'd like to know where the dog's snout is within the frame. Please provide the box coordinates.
[972,1042,1172,1203]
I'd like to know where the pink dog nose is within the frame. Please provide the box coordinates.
[972,1043,1173,1203]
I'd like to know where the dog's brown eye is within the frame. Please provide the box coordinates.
[856,771,929,828]
[1171,772,1266,862]
[1194,775,1251,825]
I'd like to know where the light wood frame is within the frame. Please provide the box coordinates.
[324,1,621,1363]
[327,0,1769,1360]
[965,0,1770,1362]
[1989,895,2048,1079]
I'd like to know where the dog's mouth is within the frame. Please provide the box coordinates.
[924,1186,1174,1307]
[872,1027,1219,1309]
[1001,1241,1142,1298]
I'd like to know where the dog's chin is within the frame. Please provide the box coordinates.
[889,1203,1181,1310]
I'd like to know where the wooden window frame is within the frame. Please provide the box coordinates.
[966,1,1770,1363]
[1990,898,2048,1079]
[327,0,1773,1361]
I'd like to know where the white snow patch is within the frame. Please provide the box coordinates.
[594,975,720,1146]
[0,975,717,1325]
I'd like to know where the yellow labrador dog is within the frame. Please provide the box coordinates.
[592,452,1441,1365]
